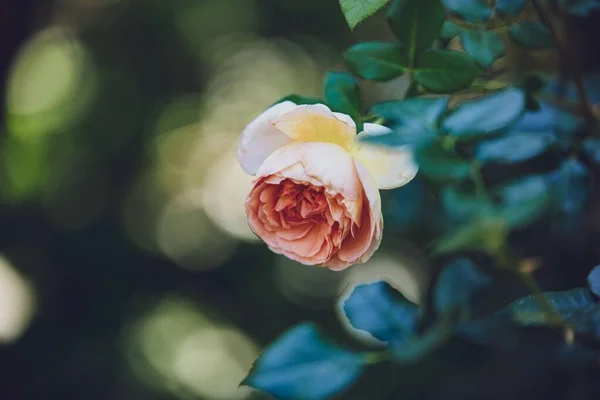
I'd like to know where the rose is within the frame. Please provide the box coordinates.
[237,101,417,270]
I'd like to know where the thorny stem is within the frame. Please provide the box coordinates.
[530,0,596,124]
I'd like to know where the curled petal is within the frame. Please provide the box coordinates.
[322,159,383,271]
[256,142,363,204]
[352,123,418,190]
[352,159,383,264]
[237,101,297,175]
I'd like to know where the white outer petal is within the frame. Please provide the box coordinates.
[353,123,419,190]
[237,101,297,175]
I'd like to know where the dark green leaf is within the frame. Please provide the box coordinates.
[549,158,592,214]
[496,0,527,15]
[583,137,600,165]
[440,20,461,40]
[511,100,583,145]
[434,258,492,315]
[413,50,479,93]
[387,0,446,53]
[244,323,366,400]
[340,0,392,29]
[499,174,552,228]
[460,30,504,68]
[341,281,419,346]
[271,95,322,107]
[364,97,448,147]
[442,87,526,137]
[443,0,493,22]
[371,96,449,127]
[442,186,493,219]
[475,131,556,164]
[509,22,554,49]
[501,175,550,204]
[381,176,432,231]
[344,42,409,81]
[588,266,600,297]
[415,139,472,180]
[324,72,361,117]
[505,289,598,334]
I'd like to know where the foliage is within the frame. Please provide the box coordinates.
[246,0,600,398]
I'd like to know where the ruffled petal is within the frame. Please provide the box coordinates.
[256,142,363,202]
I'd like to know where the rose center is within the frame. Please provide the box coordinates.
[275,180,329,224]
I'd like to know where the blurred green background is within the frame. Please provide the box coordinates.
[0,1,431,399]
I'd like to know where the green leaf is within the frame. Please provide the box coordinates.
[341,280,420,346]
[496,0,527,16]
[442,87,526,138]
[434,258,492,315]
[506,289,596,329]
[372,96,449,127]
[386,0,446,55]
[442,186,493,220]
[271,94,322,107]
[415,139,472,180]
[475,131,557,164]
[443,0,493,22]
[340,0,392,29]
[324,72,361,117]
[509,22,555,49]
[413,50,479,93]
[344,42,409,81]
[460,30,505,68]
[499,174,553,228]
[244,323,366,400]
[588,265,600,297]
[365,96,447,148]
[584,137,600,165]
[440,20,461,40]
[549,158,592,215]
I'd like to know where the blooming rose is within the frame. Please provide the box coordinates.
[237,101,417,270]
